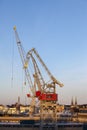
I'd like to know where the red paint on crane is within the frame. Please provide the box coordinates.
[39,93,58,101]
[27,94,30,97]
[36,91,41,97]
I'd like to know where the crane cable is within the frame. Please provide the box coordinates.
[11,34,14,88]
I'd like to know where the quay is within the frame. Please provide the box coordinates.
[0,116,40,122]
[0,116,85,130]
[0,115,87,123]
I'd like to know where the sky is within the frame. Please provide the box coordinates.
[0,0,87,105]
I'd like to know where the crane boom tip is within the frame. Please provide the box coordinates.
[13,26,16,30]
[60,83,64,87]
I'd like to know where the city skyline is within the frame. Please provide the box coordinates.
[0,0,87,105]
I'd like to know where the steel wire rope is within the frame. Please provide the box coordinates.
[11,33,15,88]
[28,57,35,86]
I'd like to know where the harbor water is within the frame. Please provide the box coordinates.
[0,122,84,130]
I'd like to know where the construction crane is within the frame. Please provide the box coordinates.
[25,48,64,122]
[13,26,38,115]
[13,26,63,122]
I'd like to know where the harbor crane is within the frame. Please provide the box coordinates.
[13,26,63,122]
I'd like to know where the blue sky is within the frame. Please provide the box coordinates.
[0,0,87,105]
